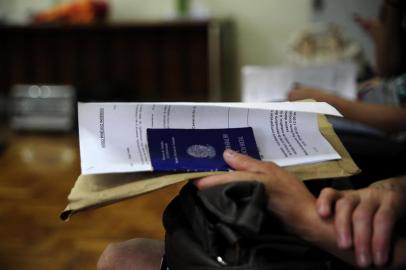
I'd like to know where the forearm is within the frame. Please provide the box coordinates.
[317,95,406,133]
[370,176,406,193]
[341,102,406,133]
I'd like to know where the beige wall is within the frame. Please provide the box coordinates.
[0,0,56,24]
[111,0,312,99]
[203,0,311,66]
[203,0,312,100]
[5,0,312,99]
[110,0,312,66]
[6,0,311,65]
[109,0,176,21]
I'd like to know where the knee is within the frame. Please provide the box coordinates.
[97,238,164,270]
[97,243,119,270]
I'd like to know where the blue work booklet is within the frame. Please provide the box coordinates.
[147,127,261,172]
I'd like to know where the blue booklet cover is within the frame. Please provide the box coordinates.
[147,127,261,172]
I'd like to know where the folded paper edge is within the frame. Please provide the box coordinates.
[60,171,222,221]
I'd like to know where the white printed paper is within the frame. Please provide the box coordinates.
[78,102,341,175]
[242,62,357,102]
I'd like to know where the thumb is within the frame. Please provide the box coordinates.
[287,88,303,101]
[223,149,274,173]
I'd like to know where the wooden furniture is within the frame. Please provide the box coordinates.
[0,132,183,269]
[0,20,232,102]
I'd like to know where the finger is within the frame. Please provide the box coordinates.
[287,89,302,101]
[316,188,342,218]
[334,194,359,249]
[291,82,302,89]
[193,171,259,190]
[353,200,379,268]
[353,14,370,29]
[372,203,397,266]
[223,149,280,174]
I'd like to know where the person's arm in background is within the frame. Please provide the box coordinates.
[288,0,406,133]
[194,150,406,268]
[355,0,404,77]
[288,87,406,133]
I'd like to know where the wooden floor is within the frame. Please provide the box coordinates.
[0,132,184,270]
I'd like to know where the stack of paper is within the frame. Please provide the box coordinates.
[242,63,357,102]
[78,102,343,174]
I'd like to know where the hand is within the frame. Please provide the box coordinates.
[287,86,335,103]
[194,149,318,236]
[317,185,406,268]
[194,151,406,267]
[353,13,391,77]
[353,14,384,46]
[358,77,382,90]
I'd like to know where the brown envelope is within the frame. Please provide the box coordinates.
[60,114,360,221]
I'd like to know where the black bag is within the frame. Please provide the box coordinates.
[163,181,355,270]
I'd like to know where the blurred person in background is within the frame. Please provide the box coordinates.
[289,0,406,134]
[286,0,406,268]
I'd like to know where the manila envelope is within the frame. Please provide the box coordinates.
[61,114,360,221]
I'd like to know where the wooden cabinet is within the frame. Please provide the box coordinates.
[0,20,231,102]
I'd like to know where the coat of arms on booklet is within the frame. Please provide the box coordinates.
[147,127,261,172]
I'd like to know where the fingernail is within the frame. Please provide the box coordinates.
[192,178,202,187]
[357,252,371,268]
[318,204,328,216]
[224,149,237,157]
[192,178,206,189]
[375,251,387,266]
[338,234,351,249]
[192,178,201,185]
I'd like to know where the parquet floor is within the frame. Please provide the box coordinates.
[0,132,183,270]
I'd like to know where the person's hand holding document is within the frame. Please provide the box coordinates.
[61,101,360,220]
[78,102,342,175]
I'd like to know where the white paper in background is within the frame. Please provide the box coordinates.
[242,62,357,102]
[78,102,341,175]
[172,102,342,117]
